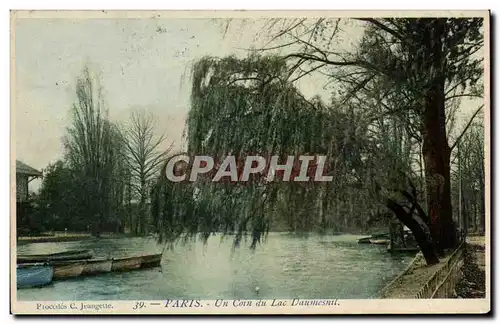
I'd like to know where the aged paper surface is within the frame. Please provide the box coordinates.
[10,10,490,315]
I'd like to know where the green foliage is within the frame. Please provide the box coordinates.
[151,18,484,251]
[151,54,412,248]
[36,161,87,230]
[57,66,128,235]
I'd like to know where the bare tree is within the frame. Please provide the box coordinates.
[122,110,173,235]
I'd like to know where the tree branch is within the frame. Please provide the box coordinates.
[450,104,484,151]
[283,53,363,67]
[357,18,404,40]
[446,93,483,101]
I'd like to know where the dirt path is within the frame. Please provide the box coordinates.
[378,253,451,298]
[455,236,486,298]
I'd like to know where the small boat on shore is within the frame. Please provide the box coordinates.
[358,233,390,244]
[52,261,86,280]
[82,259,112,276]
[17,253,163,283]
[140,253,162,269]
[369,239,389,245]
[111,256,142,272]
[357,236,372,244]
[17,249,94,264]
[17,263,53,289]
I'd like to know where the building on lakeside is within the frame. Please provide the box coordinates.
[16,160,42,203]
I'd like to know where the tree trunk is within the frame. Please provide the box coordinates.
[317,184,325,228]
[479,172,485,233]
[91,216,102,238]
[138,177,147,236]
[422,93,457,250]
[420,19,457,250]
[139,198,146,236]
[134,214,139,235]
[472,197,477,233]
[386,199,439,265]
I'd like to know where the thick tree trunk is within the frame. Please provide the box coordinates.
[386,199,439,265]
[422,89,457,250]
[420,19,457,250]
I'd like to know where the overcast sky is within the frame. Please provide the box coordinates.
[15,17,340,171]
[14,15,483,186]
[15,18,248,169]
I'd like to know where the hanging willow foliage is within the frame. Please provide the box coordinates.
[151,54,404,249]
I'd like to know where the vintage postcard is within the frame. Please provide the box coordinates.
[10,10,490,315]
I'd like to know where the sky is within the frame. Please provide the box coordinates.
[14,18,249,169]
[13,15,484,190]
[14,17,344,171]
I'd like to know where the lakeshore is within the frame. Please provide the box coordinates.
[17,232,138,244]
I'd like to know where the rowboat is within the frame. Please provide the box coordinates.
[369,239,389,245]
[82,259,112,276]
[358,233,391,244]
[17,263,53,289]
[111,256,142,272]
[52,261,86,280]
[140,253,162,269]
[357,236,372,244]
[17,249,94,264]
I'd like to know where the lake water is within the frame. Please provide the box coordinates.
[16,233,414,300]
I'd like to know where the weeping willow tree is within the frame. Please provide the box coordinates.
[151,54,406,249]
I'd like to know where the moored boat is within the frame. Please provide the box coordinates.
[52,261,86,280]
[17,263,53,289]
[140,253,162,269]
[358,233,391,244]
[369,239,389,245]
[357,236,372,244]
[111,256,142,272]
[17,249,94,264]
[82,259,112,276]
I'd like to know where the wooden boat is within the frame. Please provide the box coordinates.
[111,256,142,272]
[82,259,112,276]
[358,233,390,244]
[370,239,389,245]
[52,261,86,280]
[357,236,372,244]
[140,253,162,269]
[17,263,53,289]
[17,249,94,264]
